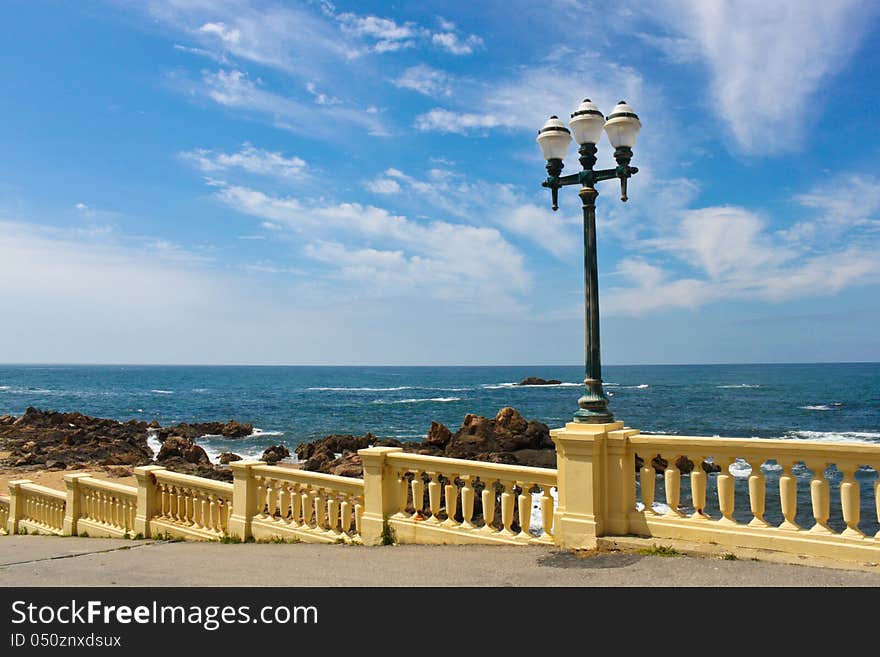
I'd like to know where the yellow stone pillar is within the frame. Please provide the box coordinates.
[6,479,31,535]
[227,460,262,541]
[357,446,404,545]
[133,465,165,538]
[62,472,93,536]
[550,421,623,549]
[605,428,639,535]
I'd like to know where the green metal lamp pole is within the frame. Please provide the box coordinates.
[537,100,641,423]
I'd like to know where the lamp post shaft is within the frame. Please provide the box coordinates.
[574,185,613,423]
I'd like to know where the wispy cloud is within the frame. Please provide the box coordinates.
[179,143,308,180]
[643,0,878,152]
[208,182,530,305]
[393,65,453,97]
[171,68,389,137]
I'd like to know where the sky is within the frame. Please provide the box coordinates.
[1,0,879,366]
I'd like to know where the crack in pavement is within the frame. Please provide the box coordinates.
[0,541,161,568]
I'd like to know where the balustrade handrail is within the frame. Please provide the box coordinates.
[630,434,880,463]
[386,452,558,487]
[251,464,364,496]
[154,469,233,496]
[20,482,67,501]
[79,477,137,499]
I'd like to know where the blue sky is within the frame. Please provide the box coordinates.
[1,0,879,365]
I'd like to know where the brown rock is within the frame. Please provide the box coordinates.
[424,421,452,448]
[261,444,291,464]
[518,377,563,386]
[218,452,243,465]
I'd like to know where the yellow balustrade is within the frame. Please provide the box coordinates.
[150,470,233,540]
[246,464,365,543]
[66,475,138,538]
[7,481,66,535]
[624,434,880,562]
[364,450,557,546]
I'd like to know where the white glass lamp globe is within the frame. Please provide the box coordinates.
[569,98,605,145]
[536,115,572,160]
[603,100,641,149]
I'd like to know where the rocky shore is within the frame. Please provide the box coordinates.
[0,408,263,482]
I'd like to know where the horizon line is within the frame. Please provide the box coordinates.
[0,360,878,368]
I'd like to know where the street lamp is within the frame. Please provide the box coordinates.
[537,99,641,423]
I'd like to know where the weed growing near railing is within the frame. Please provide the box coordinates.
[153,531,183,542]
[17,526,28,535]
[638,544,680,557]
[381,516,396,546]
[720,552,738,561]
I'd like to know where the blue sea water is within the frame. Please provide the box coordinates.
[1,362,878,534]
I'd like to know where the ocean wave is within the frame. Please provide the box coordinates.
[191,388,210,393]
[799,403,845,411]
[374,397,462,404]
[0,385,10,390]
[307,386,413,392]
[620,384,649,389]
[717,384,761,389]
[150,389,174,395]
[252,428,284,436]
[146,429,162,459]
[784,430,880,444]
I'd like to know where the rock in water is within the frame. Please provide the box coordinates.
[518,377,562,386]
[218,452,243,465]
[261,444,291,464]
[156,435,209,465]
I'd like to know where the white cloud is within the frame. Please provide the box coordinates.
[604,201,880,316]
[431,31,483,55]
[176,69,388,137]
[365,178,401,194]
[414,59,643,134]
[198,21,240,45]
[210,183,530,304]
[180,143,307,180]
[393,65,452,97]
[647,0,876,152]
[336,13,419,53]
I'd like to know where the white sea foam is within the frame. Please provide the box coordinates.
[799,403,845,411]
[307,386,413,392]
[192,388,210,393]
[0,386,10,390]
[785,430,880,444]
[150,389,174,395]
[717,384,761,389]
[147,429,162,459]
[252,428,284,437]
[374,397,461,404]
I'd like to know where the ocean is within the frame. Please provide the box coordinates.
[1,363,878,534]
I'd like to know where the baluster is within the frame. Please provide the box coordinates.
[839,464,864,538]
[875,474,880,540]
[717,456,736,525]
[396,472,409,517]
[267,480,279,520]
[516,482,533,540]
[341,498,352,535]
[541,486,555,539]
[314,489,326,530]
[302,490,314,526]
[354,500,363,536]
[460,477,475,529]
[199,492,208,530]
[806,459,831,534]
[219,498,228,533]
[479,481,497,533]
[327,496,340,534]
[691,454,708,518]
[175,486,185,522]
[279,484,291,522]
[126,499,133,532]
[411,473,425,518]
[427,473,441,523]
[158,485,166,518]
[778,459,800,531]
[289,485,301,526]
[203,494,215,532]
[641,457,656,514]
[747,460,769,527]
[500,480,515,536]
[442,476,459,527]
[664,456,682,517]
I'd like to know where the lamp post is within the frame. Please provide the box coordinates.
[537,99,641,423]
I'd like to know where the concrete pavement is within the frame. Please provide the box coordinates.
[2,536,880,586]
